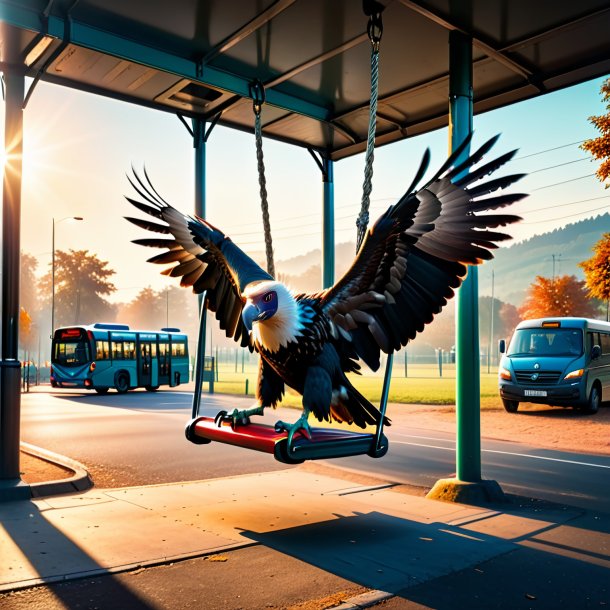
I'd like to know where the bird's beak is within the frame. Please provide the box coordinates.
[242,302,259,331]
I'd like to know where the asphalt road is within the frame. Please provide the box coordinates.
[21,388,610,512]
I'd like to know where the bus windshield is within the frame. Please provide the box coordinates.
[507,328,583,357]
[53,329,91,366]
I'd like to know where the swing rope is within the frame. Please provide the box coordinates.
[251,79,275,277]
[356,6,391,451]
[356,9,383,252]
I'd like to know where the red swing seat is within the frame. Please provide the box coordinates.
[185,415,388,465]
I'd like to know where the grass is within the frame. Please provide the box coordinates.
[209,361,503,410]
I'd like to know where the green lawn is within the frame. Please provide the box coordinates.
[209,361,503,410]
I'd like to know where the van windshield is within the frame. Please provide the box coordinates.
[507,328,583,357]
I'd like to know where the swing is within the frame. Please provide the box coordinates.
[185,3,391,464]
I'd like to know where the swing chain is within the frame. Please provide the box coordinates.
[356,10,382,252]
[250,79,275,277]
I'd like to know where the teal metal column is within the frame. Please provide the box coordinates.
[192,118,207,381]
[193,118,206,220]
[1,65,27,496]
[322,157,334,288]
[449,30,480,482]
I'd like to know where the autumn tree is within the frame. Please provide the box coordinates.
[579,232,610,320]
[479,296,515,344]
[20,252,39,318]
[581,78,610,188]
[39,249,117,327]
[519,274,598,320]
[115,285,198,334]
[118,286,166,329]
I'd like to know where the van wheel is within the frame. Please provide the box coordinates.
[502,399,519,413]
[115,372,130,394]
[94,387,109,395]
[582,384,600,414]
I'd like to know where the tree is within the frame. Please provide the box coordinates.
[579,232,610,320]
[115,285,199,335]
[581,78,610,188]
[20,252,39,318]
[118,286,166,329]
[519,274,598,320]
[39,249,117,326]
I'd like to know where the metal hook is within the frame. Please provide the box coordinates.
[249,79,266,115]
[367,13,383,50]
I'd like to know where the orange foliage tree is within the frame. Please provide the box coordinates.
[519,274,598,320]
[581,78,610,188]
[579,232,610,320]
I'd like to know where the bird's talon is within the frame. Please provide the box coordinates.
[275,414,312,448]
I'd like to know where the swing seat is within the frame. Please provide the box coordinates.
[185,415,389,465]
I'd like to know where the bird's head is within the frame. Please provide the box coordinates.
[242,280,301,351]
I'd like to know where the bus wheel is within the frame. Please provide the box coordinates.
[115,372,130,394]
[582,384,601,415]
[145,385,159,392]
[502,399,519,413]
[95,387,109,395]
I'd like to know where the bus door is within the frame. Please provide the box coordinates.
[138,341,153,387]
[158,339,170,386]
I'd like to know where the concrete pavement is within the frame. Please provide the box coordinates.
[1,458,610,608]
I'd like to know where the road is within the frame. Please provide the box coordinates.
[21,388,610,512]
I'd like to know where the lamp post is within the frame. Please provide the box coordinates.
[51,216,83,337]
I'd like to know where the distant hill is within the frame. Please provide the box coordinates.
[275,213,610,305]
[482,213,610,305]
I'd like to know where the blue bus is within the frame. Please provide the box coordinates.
[51,323,189,394]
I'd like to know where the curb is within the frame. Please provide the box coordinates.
[20,442,94,498]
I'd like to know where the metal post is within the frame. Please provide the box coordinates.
[488,269,495,373]
[449,30,480,483]
[0,66,28,498]
[192,117,208,398]
[322,157,334,288]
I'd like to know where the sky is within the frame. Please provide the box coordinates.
[1,73,609,311]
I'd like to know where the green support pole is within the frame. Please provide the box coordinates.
[427,27,506,504]
[193,118,207,376]
[448,31,481,483]
[322,157,334,288]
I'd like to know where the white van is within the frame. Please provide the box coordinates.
[498,317,610,414]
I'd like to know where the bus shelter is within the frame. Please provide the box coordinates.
[1,0,609,500]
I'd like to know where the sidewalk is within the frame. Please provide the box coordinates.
[1,459,610,608]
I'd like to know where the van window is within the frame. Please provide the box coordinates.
[508,328,582,357]
[600,333,610,355]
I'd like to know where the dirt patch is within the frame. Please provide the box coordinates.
[387,403,610,456]
[19,451,74,484]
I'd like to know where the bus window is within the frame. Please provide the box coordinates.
[159,342,169,376]
[111,341,124,360]
[96,340,110,360]
[172,342,186,357]
[124,341,136,359]
[54,340,91,366]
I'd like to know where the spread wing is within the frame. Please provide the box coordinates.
[124,169,273,348]
[317,134,526,370]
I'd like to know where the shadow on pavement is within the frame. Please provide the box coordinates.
[241,508,610,608]
[0,500,153,608]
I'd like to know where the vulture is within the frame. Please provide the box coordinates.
[125,134,526,445]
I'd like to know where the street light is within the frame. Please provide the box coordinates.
[51,216,83,338]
